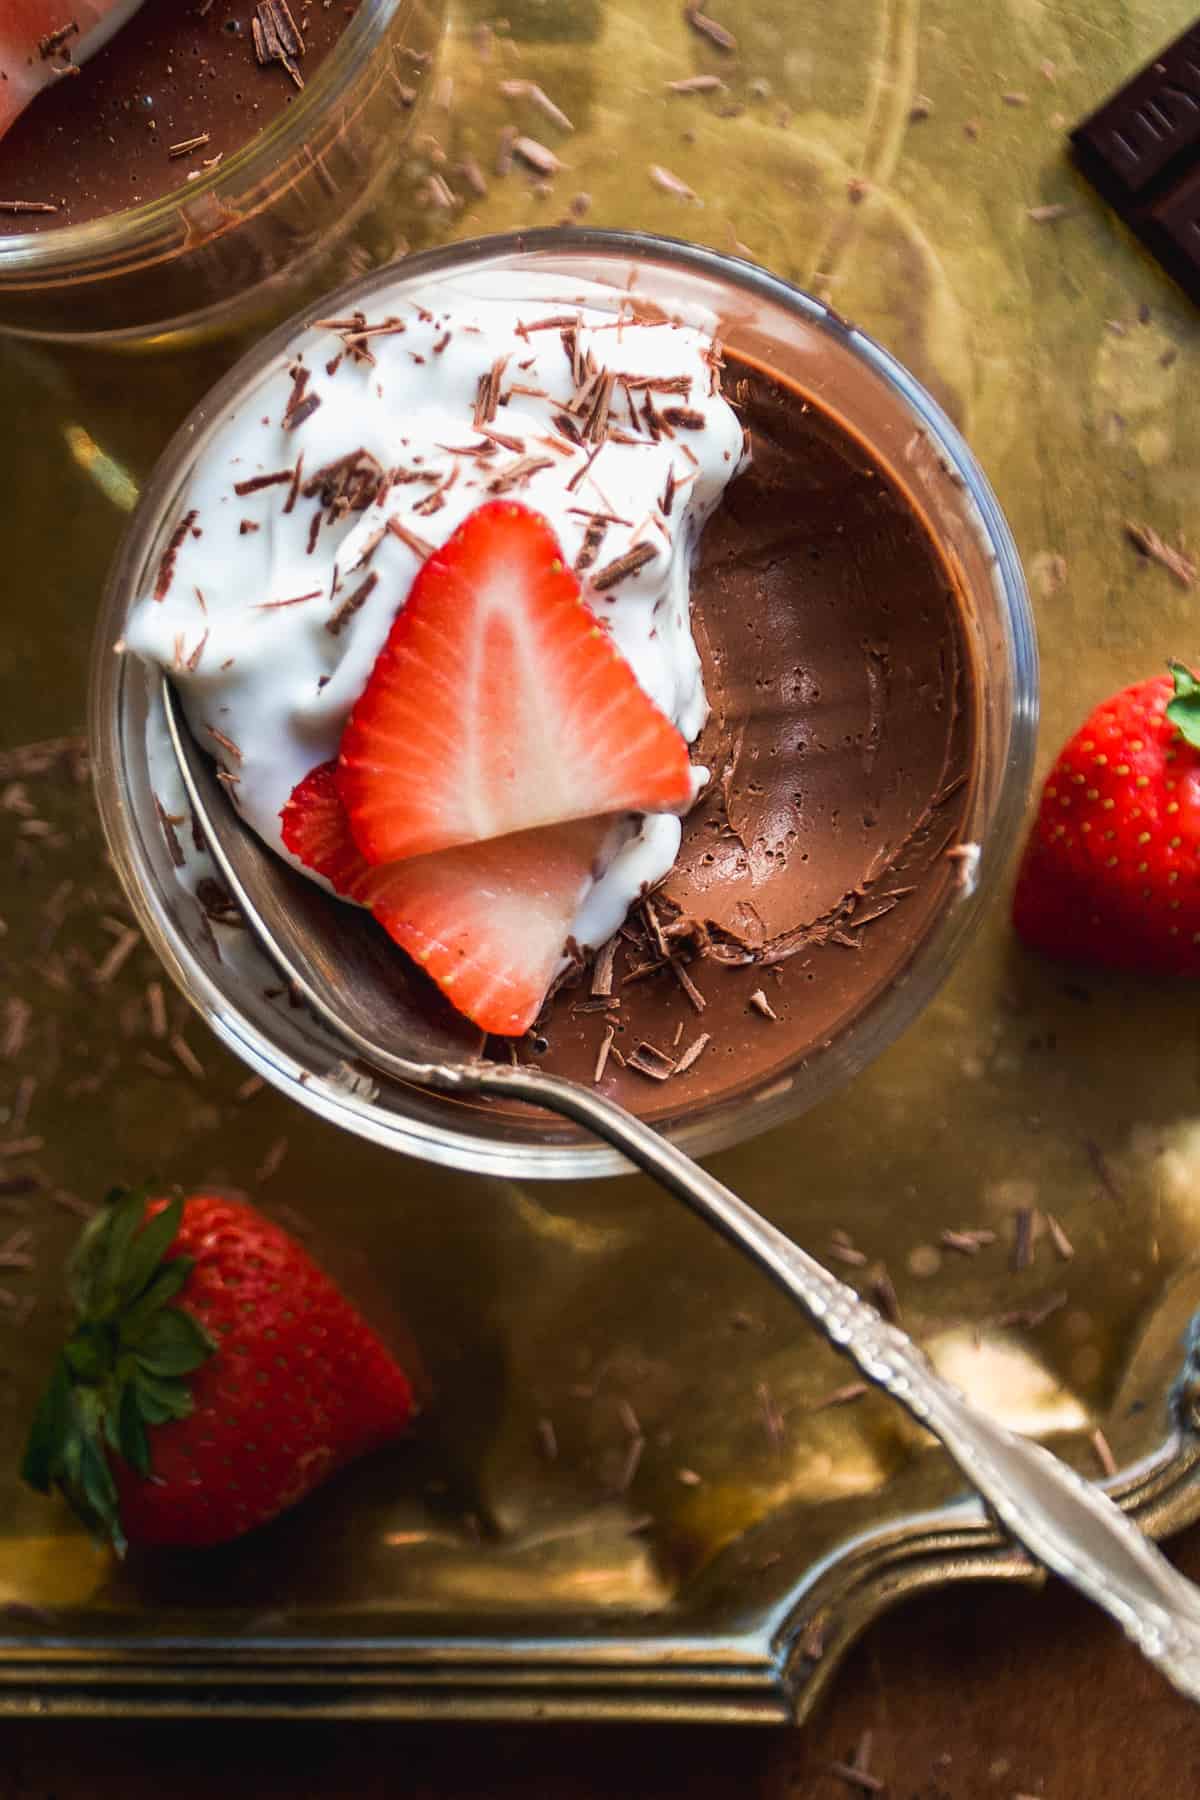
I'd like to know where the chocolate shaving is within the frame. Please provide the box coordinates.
[327,571,379,636]
[627,1041,677,1081]
[168,132,211,158]
[566,442,604,494]
[1011,1205,1037,1272]
[185,629,209,672]
[498,79,574,133]
[386,517,435,560]
[252,0,305,88]
[233,470,292,496]
[455,155,489,198]
[649,164,698,200]
[425,172,456,210]
[286,393,322,432]
[591,541,656,591]
[153,509,198,601]
[684,3,737,50]
[673,1031,710,1074]
[868,1265,901,1324]
[670,959,707,1012]
[811,1381,868,1412]
[667,73,725,92]
[661,406,706,430]
[1091,1427,1118,1478]
[590,937,618,997]
[474,355,510,427]
[496,124,517,176]
[573,517,608,574]
[0,200,59,215]
[1045,1212,1074,1261]
[1125,520,1195,589]
[940,1226,996,1255]
[255,589,322,610]
[283,452,304,514]
[154,796,186,868]
[593,1025,616,1084]
[38,20,79,58]
[488,456,554,494]
[660,467,677,516]
[512,135,563,175]
[583,369,616,443]
[749,988,778,1020]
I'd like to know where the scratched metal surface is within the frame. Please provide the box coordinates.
[1,0,1200,1722]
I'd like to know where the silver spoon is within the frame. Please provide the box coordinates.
[162,671,1200,1701]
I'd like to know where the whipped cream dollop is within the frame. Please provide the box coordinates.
[125,272,746,959]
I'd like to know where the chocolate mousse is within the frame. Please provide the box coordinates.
[525,358,974,1111]
[0,0,360,231]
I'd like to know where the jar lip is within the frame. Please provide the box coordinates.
[0,0,403,274]
[90,229,1039,1179]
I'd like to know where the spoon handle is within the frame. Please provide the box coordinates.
[480,1062,1200,1702]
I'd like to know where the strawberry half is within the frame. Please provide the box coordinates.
[22,1189,415,1551]
[282,761,605,1036]
[336,499,692,864]
[1013,661,1200,975]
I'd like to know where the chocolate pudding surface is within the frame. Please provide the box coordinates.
[355,352,973,1122]
[0,0,360,232]
[512,357,975,1113]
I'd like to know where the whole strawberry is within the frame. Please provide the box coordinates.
[1013,661,1200,975]
[22,1190,415,1551]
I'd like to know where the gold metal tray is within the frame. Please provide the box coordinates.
[3,0,1200,1724]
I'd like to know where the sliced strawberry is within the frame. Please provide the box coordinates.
[282,761,604,1036]
[336,499,692,865]
[0,0,145,140]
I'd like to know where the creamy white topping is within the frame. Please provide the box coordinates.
[125,273,745,963]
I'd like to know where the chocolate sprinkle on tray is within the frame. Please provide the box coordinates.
[1011,1204,1036,1271]
[512,136,563,176]
[1125,520,1196,589]
[684,3,737,51]
[499,79,574,134]
[1091,1427,1118,1478]
[0,200,59,215]
[1027,202,1076,223]
[649,164,699,201]
[667,74,725,92]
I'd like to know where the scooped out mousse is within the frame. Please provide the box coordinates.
[123,270,975,1104]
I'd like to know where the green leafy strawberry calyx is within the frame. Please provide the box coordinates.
[1165,661,1200,751]
[20,1189,215,1555]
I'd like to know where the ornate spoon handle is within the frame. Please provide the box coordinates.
[476,1063,1200,1703]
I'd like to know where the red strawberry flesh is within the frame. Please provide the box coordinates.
[283,761,607,1036]
[336,499,693,864]
[1013,666,1200,975]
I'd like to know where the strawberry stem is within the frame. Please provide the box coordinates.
[1165,661,1200,749]
[20,1189,215,1554]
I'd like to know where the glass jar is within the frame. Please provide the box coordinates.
[0,0,444,345]
[90,227,1037,1177]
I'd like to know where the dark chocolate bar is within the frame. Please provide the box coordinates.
[1070,21,1200,304]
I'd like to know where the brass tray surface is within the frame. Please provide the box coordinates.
[2,0,1200,1724]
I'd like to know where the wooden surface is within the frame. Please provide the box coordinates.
[5,1528,1200,1795]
